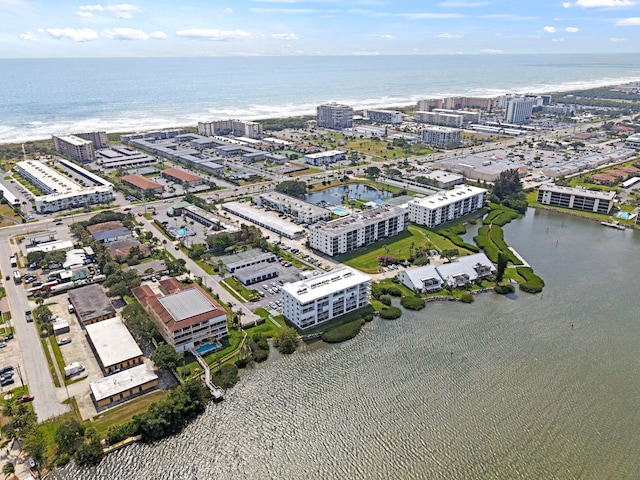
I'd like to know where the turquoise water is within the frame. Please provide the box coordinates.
[617,212,631,220]
[332,208,348,215]
[2,54,640,142]
[175,228,188,236]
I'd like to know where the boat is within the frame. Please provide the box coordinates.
[601,220,626,230]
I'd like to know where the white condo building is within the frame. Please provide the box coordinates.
[309,205,409,256]
[407,185,487,227]
[281,266,371,329]
[414,111,464,128]
[15,160,114,213]
[364,109,403,124]
[317,103,353,130]
[198,119,263,139]
[504,97,535,124]
[52,135,95,163]
[421,126,462,148]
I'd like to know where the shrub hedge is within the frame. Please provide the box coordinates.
[379,306,402,320]
[438,229,479,253]
[460,293,474,303]
[371,284,403,299]
[400,296,425,310]
[379,294,392,306]
[516,267,545,293]
[321,320,364,343]
[494,284,515,294]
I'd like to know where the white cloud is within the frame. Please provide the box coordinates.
[18,32,36,41]
[150,31,167,39]
[616,17,640,25]
[225,7,234,13]
[176,28,253,41]
[379,33,395,39]
[480,49,504,54]
[103,27,149,40]
[250,8,325,14]
[437,1,487,6]
[609,36,626,41]
[39,27,98,42]
[552,37,566,42]
[436,33,461,38]
[352,51,379,55]
[77,4,140,19]
[272,33,299,40]
[543,26,557,32]
[565,26,579,32]
[76,11,93,17]
[573,0,637,6]
[562,1,572,6]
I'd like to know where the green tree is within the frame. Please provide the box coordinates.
[74,436,104,466]
[273,327,298,354]
[492,169,523,202]
[33,305,53,323]
[441,249,460,261]
[2,462,15,476]
[496,253,509,283]
[22,426,46,469]
[364,166,381,179]
[275,180,307,198]
[55,419,86,455]
[151,344,182,371]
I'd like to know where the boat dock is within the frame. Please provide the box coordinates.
[190,348,225,402]
[601,220,626,230]
[508,247,530,267]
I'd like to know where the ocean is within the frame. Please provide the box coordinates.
[2,53,640,143]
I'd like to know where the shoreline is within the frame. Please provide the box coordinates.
[1,79,639,146]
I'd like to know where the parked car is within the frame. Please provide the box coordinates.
[57,338,71,346]
[0,365,14,375]
[0,377,14,387]
[0,342,6,349]
[18,395,34,403]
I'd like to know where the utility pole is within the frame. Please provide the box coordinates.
[15,364,23,387]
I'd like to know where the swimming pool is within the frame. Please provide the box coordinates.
[196,341,222,355]
[176,228,188,235]
[617,212,632,220]
[332,208,349,216]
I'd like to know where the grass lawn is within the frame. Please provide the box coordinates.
[0,203,21,222]
[375,278,414,297]
[337,224,474,274]
[41,337,61,388]
[88,390,171,438]
[194,259,215,274]
[222,277,259,301]
[245,320,280,338]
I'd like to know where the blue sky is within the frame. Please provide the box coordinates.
[1,0,639,57]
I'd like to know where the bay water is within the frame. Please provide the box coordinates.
[47,209,640,479]
[2,53,640,143]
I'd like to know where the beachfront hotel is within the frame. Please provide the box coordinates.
[281,266,371,329]
[317,103,353,130]
[15,159,114,213]
[52,135,96,163]
[504,97,535,124]
[309,205,409,256]
[198,119,263,140]
[363,109,403,125]
[537,183,616,214]
[407,185,487,228]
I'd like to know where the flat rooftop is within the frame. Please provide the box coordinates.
[408,185,487,210]
[158,288,219,322]
[282,266,371,303]
[305,150,345,159]
[311,205,406,235]
[539,182,617,200]
[85,317,143,368]
[90,363,158,402]
[223,202,304,238]
[68,284,116,323]
[256,191,330,216]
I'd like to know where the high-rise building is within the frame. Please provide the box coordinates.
[504,97,535,124]
[421,126,462,148]
[317,103,353,129]
[363,109,403,124]
[52,135,96,163]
